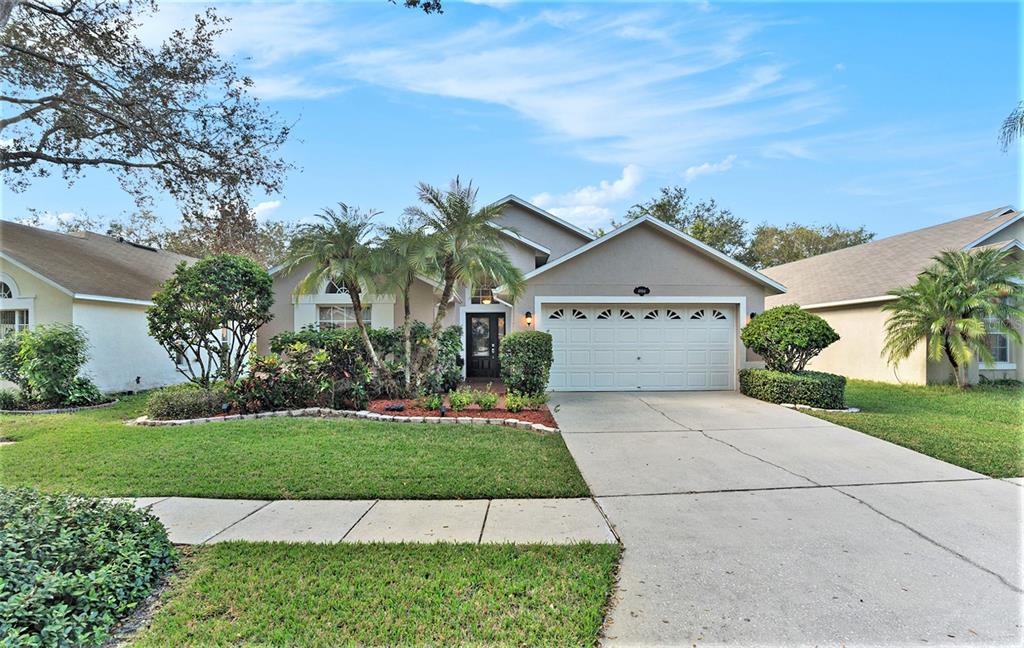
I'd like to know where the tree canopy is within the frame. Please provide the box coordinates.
[1,0,290,211]
[618,185,873,269]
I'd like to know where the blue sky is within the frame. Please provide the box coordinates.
[2,0,1019,238]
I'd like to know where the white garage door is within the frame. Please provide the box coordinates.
[543,303,736,391]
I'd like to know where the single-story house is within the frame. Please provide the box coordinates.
[260,195,787,391]
[0,220,193,392]
[762,206,1023,385]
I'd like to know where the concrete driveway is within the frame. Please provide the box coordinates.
[552,391,1022,647]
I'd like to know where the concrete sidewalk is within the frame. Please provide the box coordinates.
[114,496,617,545]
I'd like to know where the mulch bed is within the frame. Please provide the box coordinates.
[368,399,558,428]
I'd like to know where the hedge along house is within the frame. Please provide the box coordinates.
[762,206,1024,385]
[0,220,194,393]
[260,196,787,391]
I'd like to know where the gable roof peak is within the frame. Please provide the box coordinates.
[490,194,596,241]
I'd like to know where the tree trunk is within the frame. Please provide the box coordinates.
[942,337,964,389]
[347,283,383,371]
[401,273,413,395]
[422,262,457,388]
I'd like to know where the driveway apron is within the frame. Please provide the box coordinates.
[552,391,1022,647]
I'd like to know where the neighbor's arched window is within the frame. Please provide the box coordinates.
[0,282,11,299]
[325,280,348,294]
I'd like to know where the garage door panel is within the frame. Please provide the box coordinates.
[709,328,732,344]
[592,329,615,344]
[543,303,735,392]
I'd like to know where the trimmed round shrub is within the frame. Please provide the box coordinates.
[739,368,846,409]
[0,487,176,647]
[499,331,553,396]
[146,383,230,420]
[740,304,839,372]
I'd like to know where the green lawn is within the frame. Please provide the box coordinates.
[0,396,588,499]
[807,380,1024,478]
[130,542,620,647]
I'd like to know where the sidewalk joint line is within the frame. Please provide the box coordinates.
[477,500,491,544]
[202,500,273,545]
[589,495,623,544]
[597,477,992,498]
[340,500,378,542]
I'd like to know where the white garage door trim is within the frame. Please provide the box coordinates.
[535,296,748,392]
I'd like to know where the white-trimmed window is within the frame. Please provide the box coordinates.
[471,285,494,305]
[318,305,368,330]
[0,282,12,299]
[984,301,1015,368]
[0,309,29,338]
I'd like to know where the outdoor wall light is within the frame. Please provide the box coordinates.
[525,311,533,326]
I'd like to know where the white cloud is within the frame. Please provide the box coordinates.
[336,7,835,167]
[531,165,643,227]
[683,154,737,182]
[249,76,346,101]
[253,200,283,222]
[834,62,846,72]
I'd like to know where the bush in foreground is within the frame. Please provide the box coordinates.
[499,331,553,396]
[147,383,230,420]
[739,368,846,409]
[0,488,176,647]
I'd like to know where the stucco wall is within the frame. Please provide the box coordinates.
[72,300,185,393]
[0,263,74,326]
[493,203,591,261]
[804,302,929,384]
[511,222,773,364]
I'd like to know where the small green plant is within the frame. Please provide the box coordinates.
[527,392,549,408]
[0,487,176,647]
[419,392,444,410]
[474,385,499,410]
[504,391,528,412]
[0,388,21,410]
[64,377,103,407]
[448,387,474,412]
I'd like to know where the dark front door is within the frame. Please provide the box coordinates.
[466,313,505,378]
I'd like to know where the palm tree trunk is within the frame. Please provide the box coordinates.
[347,283,383,371]
[401,273,413,394]
[422,264,457,389]
[942,338,965,389]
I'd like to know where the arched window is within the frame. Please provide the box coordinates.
[325,280,347,294]
[0,282,11,299]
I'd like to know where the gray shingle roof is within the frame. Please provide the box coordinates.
[0,220,195,302]
[763,206,1021,307]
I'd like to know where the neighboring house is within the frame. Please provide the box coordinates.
[260,195,786,392]
[0,220,193,392]
[763,206,1024,385]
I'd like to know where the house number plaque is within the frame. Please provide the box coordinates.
[633,286,651,296]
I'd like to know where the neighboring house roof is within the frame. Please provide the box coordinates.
[762,206,1021,308]
[518,215,787,293]
[490,194,597,242]
[0,220,194,304]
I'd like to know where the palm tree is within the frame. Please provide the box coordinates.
[1000,101,1024,151]
[883,248,1024,388]
[404,177,526,339]
[374,218,438,393]
[282,204,385,371]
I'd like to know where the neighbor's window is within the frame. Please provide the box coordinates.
[983,301,1013,365]
[325,280,348,294]
[471,285,494,305]
[0,309,29,338]
[318,305,369,330]
[0,282,12,299]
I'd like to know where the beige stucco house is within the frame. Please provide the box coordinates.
[0,220,193,392]
[261,195,786,392]
[763,206,1024,385]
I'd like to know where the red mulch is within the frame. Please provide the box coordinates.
[368,398,558,428]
